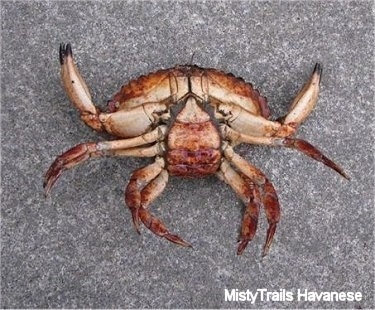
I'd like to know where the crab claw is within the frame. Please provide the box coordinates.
[283,63,322,127]
[59,43,103,131]
[59,42,73,65]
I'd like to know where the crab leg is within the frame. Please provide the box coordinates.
[219,63,322,139]
[222,125,348,179]
[60,43,104,131]
[238,179,261,255]
[216,162,261,255]
[125,158,164,232]
[60,43,173,137]
[283,63,322,127]
[125,159,191,247]
[44,126,167,194]
[222,148,281,256]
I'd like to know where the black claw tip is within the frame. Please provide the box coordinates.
[313,63,323,85]
[66,43,72,56]
[59,43,72,65]
[59,43,65,65]
[314,62,322,74]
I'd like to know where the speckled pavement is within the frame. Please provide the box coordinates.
[1,1,373,308]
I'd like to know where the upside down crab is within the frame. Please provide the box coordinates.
[44,43,348,256]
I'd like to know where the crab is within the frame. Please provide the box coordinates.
[44,43,348,256]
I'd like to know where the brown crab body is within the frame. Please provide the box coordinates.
[44,43,348,256]
[166,97,221,177]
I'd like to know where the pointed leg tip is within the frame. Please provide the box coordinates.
[341,170,350,180]
[43,166,62,195]
[131,211,141,234]
[165,234,192,248]
[325,159,350,180]
[133,221,141,235]
[43,176,55,196]
[43,185,49,197]
[262,247,269,257]
[262,223,277,256]
[178,239,192,248]
[262,238,273,257]
[43,188,49,198]
[178,238,193,248]
[284,138,349,180]
[236,239,249,255]
[324,160,349,180]
[130,213,141,234]
[237,248,244,256]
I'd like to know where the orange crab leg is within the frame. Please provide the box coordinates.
[125,160,191,247]
[222,148,281,256]
[216,161,260,255]
[237,179,262,255]
[44,126,166,195]
[261,179,280,256]
[125,158,164,232]
[44,142,99,195]
[282,138,349,179]
[222,125,348,179]
[44,143,163,195]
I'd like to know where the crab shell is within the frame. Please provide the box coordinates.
[107,65,272,178]
[44,43,348,256]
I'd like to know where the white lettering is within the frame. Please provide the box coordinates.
[298,289,308,301]
[224,289,258,304]
[355,292,362,301]
[224,289,236,301]
[286,290,294,301]
[297,289,363,302]
[346,292,354,301]
[249,290,258,304]
[258,288,267,301]
[225,288,362,303]
[238,290,245,301]
[323,292,333,301]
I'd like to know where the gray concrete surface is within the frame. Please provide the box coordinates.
[1,1,373,308]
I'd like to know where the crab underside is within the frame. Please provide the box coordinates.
[44,43,348,256]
